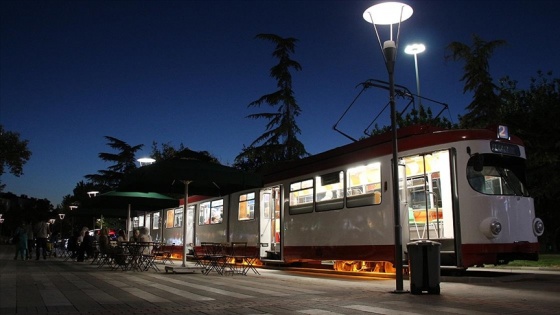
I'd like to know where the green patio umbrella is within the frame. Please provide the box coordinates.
[85,191,179,234]
[91,191,179,210]
[118,157,262,267]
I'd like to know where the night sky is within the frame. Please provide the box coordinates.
[1,0,559,206]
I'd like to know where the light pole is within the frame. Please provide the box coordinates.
[58,213,65,237]
[87,191,100,230]
[363,1,413,293]
[132,157,156,239]
[69,205,77,234]
[404,43,426,108]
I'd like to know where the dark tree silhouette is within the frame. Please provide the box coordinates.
[235,34,308,171]
[446,34,506,128]
[84,136,143,190]
[0,125,32,191]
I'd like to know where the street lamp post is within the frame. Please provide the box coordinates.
[363,1,413,293]
[132,157,156,239]
[87,191,100,230]
[58,213,66,237]
[69,205,78,236]
[404,43,426,108]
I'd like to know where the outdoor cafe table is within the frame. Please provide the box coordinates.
[199,242,260,276]
[228,242,260,275]
[201,242,229,275]
[116,242,158,272]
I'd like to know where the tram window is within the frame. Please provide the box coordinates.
[315,171,344,211]
[152,212,160,230]
[173,208,183,228]
[289,179,314,214]
[238,192,255,221]
[210,199,223,224]
[346,163,381,207]
[290,179,314,205]
[166,209,175,228]
[408,177,428,209]
[467,154,529,196]
[198,199,224,225]
[315,171,344,201]
[407,175,441,209]
[199,202,210,225]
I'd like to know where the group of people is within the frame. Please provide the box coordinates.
[12,218,52,261]
[74,226,153,262]
[12,220,154,262]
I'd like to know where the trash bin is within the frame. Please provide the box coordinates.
[407,240,441,294]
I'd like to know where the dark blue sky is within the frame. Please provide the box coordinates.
[1,0,559,206]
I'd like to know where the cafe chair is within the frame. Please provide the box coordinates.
[228,242,248,275]
[201,242,226,275]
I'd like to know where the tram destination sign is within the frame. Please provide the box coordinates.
[490,141,521,156]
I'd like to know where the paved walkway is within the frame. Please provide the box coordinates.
[1,245,559,314]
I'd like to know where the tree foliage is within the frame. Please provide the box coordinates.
[0,125,32,191]
[0,192,52,235]
[84,136,143,190]
[369,104,456,136]
[150,141,186,161]
[446,34,506,128]
[71,137,143,233]
[234,34,308,171]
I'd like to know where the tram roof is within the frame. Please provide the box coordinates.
[262,124,524,183]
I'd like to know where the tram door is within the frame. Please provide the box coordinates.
[403,150,454,241]
[259,186,282,260]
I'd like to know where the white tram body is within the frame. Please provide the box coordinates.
[150,125,543,270]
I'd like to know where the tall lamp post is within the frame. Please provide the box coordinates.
[134,157,156,240]
[87,191,101,230]
[404,43,426,108]
[69,205,78,234]
[58,213,66,237]
[363,1,413,293]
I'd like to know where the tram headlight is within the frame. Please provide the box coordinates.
[490,221,502,236]
[533,218,544,237]
[480,217,502,239]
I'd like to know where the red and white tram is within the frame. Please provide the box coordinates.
[147,124,544,272]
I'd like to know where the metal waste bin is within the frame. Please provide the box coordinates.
[407,240,441,294]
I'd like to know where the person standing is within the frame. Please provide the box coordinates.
[77,227,93,262]
[26,221,34,260]
[13,222,28,260]
[34,218,51,260]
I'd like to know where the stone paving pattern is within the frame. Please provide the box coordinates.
[1,245,559,314]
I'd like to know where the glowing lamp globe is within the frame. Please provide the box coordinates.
[363,2,413,25]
